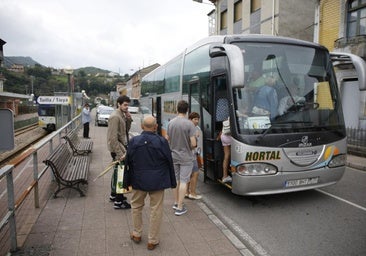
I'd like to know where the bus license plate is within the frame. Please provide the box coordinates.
[285,177,319,187]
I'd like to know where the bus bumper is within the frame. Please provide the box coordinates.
[231,166,346,196]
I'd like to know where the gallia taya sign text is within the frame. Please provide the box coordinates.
[37,96,70,105]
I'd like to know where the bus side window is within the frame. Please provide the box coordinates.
[216,98,229,122]
[215,76,229,129]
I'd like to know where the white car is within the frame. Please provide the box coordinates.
[128,106,139,113]
[128,98,140,113]
[96,106,114,126]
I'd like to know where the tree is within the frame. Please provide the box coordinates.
[26,64,51,80]
[1,65,124,98]
[1,67,29,94]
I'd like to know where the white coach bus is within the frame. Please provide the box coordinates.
[140,34,365,196]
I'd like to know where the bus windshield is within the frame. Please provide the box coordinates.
[233,42,345,145]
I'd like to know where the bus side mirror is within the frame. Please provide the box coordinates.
[209,44,245,89]
[330,52,366,90]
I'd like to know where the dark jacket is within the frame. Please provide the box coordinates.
[126,131,176,191]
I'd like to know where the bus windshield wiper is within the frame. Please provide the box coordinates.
[267,54,297,107]
[255,121,313,143]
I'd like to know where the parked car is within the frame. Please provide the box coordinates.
[95,104,105,125]
[95,105,111,125]
[128,98,140,113]
[96,106,114,126]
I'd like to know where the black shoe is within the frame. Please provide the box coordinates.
[114,201,131,209]
[110,195,127,202]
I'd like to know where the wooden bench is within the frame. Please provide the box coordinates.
[44,143,90,197]
[63,128,93,155]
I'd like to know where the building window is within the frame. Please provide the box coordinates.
[251,0,261,13]
[347,0,366,37]
[234,0,242,22]
[221,10,228,30]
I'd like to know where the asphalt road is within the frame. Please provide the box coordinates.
[197,166,366,256]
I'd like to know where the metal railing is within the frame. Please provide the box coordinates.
[0,114,81,254]
[347,128,366,157]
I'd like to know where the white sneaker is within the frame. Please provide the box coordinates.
[188,194,202,200]
[222,176,232,183]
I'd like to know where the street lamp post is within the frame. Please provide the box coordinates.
[30,75,34,95]
[64,66,73,122]
[30,75,35,104]
[81,89,85,109]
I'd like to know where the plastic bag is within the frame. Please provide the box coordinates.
[111,161,132,194]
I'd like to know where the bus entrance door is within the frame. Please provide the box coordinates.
[188,76,222,182]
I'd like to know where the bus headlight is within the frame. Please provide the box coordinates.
[236,163,277,176]
[328,154,346,168]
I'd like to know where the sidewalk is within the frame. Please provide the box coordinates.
[11,118,366,256]
[346,154,366,171]
[15,122,247,256]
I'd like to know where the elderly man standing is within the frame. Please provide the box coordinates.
[127,115,176,250]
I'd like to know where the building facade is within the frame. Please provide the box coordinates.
[112,63,160,102]
[0,39,6,92]
[7,64,25,73]
[127,63,160,99]
[0,38,5,68]
[314,0,366,58]
[209,0,317,42]
[317,0,366,128]
[207,0,366,129]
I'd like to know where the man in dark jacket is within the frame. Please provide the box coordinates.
[126,115,176,250]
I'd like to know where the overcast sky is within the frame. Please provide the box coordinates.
[0,0,214,74]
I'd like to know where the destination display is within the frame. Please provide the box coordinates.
[37,96,70,105]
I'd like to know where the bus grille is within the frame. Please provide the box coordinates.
[283,146,324,166]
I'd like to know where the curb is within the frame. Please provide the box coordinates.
[198,197,270,256]
[347,162,366,171]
